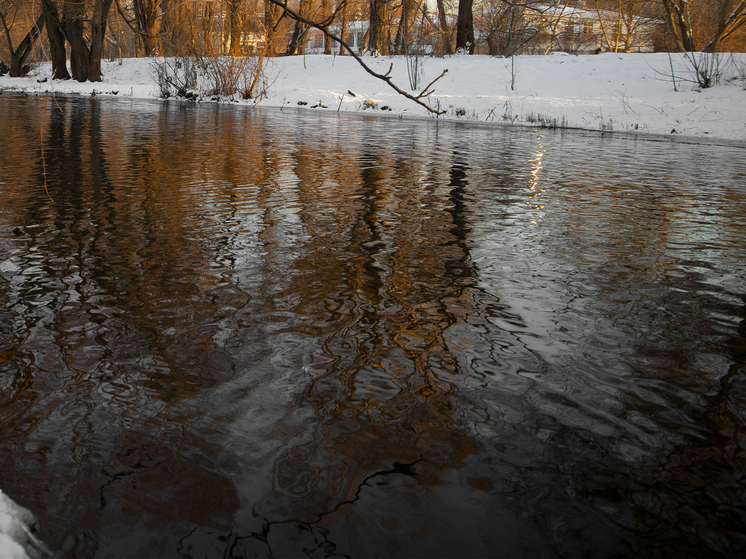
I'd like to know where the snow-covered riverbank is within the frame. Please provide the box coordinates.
[2,52,745,141]
[0,490,52,559]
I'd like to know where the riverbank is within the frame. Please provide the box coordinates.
[2,53,745,140]
[0,490,52,559]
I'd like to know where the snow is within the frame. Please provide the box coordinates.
[1,52,745,141]
[0,490,51,559]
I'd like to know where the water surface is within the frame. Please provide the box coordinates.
[1,95,745,557]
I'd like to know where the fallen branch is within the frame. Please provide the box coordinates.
[269,0,447,115]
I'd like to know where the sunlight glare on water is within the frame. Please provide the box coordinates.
[0,95,745,557]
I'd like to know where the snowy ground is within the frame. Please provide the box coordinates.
[0,490,51,559]
[2,52,745,141]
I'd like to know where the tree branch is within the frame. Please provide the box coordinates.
[270,0,447,115]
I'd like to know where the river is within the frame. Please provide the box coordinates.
[1,94,745,557]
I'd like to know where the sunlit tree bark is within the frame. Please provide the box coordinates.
[662,0,746,51]
[662,0,695,50]
[286,0,309,54]
[592,0,659,53]
[264,0,281,55]
[227,0,243,54]
[114,0,164,55]
[0,4,45,77]
[321,0,331,53]
[368,0,390,54]
[134,0,162,55]
[337,0,348,54]
[202,0,215,53]
[393,0,417,53]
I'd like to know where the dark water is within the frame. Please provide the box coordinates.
[1,94,745,558]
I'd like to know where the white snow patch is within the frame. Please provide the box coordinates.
[1,53,745,141]
[0,490,52,559]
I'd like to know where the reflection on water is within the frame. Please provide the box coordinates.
[1,95,745,557]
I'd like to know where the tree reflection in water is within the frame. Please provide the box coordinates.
[0,97,745,557]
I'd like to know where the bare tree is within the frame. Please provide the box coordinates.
[40,0,68,78]
[593,0,659,53]
[1,0,45,76]
[114,0,164,56]
[475,0,545,56]
[264,0,282,55]
[321,0,333,52]
[662,0,746,52]
[393,0,419,53]
[39,0,113,81]
[435,0,453,53]
[338,0,349,53]
[227,0,243,54]
[369,0,391,54]
[286,0,311,54]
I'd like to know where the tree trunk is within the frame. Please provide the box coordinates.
[338,0,348,55]
[264,0,280,56]
[393,0,416,54]
[321,0,332,54]
[63,0,113,82]
[139,4,161,57]
[486,35,497,56]
[41,0,70,79]
[203,1,215,54]
[701,0,746,52]
[286,0,309,54]
[662,0,696,51]
[436,0,452,54]
[6,13,45,77]
[65,3,90,82]
[455,0,474,53]
[287,22,306,55]
[228,0,242,55]
[89,0,113,81]
[369,0,390,55]
[129,0,161,56]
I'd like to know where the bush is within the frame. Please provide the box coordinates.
[684,52,723,89]
[152,57,198,98]
[152,55,269,100]
[196,55,268,99]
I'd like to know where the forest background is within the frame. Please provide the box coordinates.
[1,0,746,86]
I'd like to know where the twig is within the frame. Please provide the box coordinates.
[39,111,53,205]
[604,87,637,115]
[669,52,678,92]
[638,102,666,115]
[50,77,63,114]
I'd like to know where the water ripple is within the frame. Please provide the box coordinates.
[0,95,745,556]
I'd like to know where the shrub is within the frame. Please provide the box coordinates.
[152,57,198,98]
[152,55,270,100]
